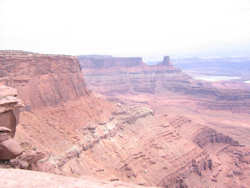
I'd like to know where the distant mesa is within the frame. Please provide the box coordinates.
[78,55,181,95]
[79,55,173,69]
[78,55,144,69]
[78,54,250,112]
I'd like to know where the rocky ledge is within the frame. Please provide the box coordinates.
[0,85,23,160]
[0,168,157,188]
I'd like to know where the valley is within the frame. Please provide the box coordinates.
[0,51,250,188]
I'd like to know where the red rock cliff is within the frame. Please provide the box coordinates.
[0,50,113,154]
[0,50,88,110]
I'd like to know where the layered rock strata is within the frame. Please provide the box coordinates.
[78,55,250,112]
[78,55,218,96]
[79,55,182,95]
[0,50,113,155]
[193,127,240,148]
[0,50,87,109]
[34,104,228,187]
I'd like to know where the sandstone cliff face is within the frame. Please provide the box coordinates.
[0,50,88,109]
[0,50,113,155]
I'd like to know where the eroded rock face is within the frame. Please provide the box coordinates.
[0,50,88,110]
[0,85,23,160]
[0,50,113,155]
[193,127,240,148]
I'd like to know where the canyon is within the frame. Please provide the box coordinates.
[0,50,250,188]
[79,55,250,113]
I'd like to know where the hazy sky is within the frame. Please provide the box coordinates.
[1,0,250,57]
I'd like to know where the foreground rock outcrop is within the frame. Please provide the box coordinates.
[0,85,23,160]
[0,169,156,188]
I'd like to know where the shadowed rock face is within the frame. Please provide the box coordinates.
[193,127,240,148]
[0,85,23,160]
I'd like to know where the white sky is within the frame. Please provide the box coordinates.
[0,0,250,57]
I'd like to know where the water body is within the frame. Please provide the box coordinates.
[193,75,241,82]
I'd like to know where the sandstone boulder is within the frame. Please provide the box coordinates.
[0,85,23,160]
